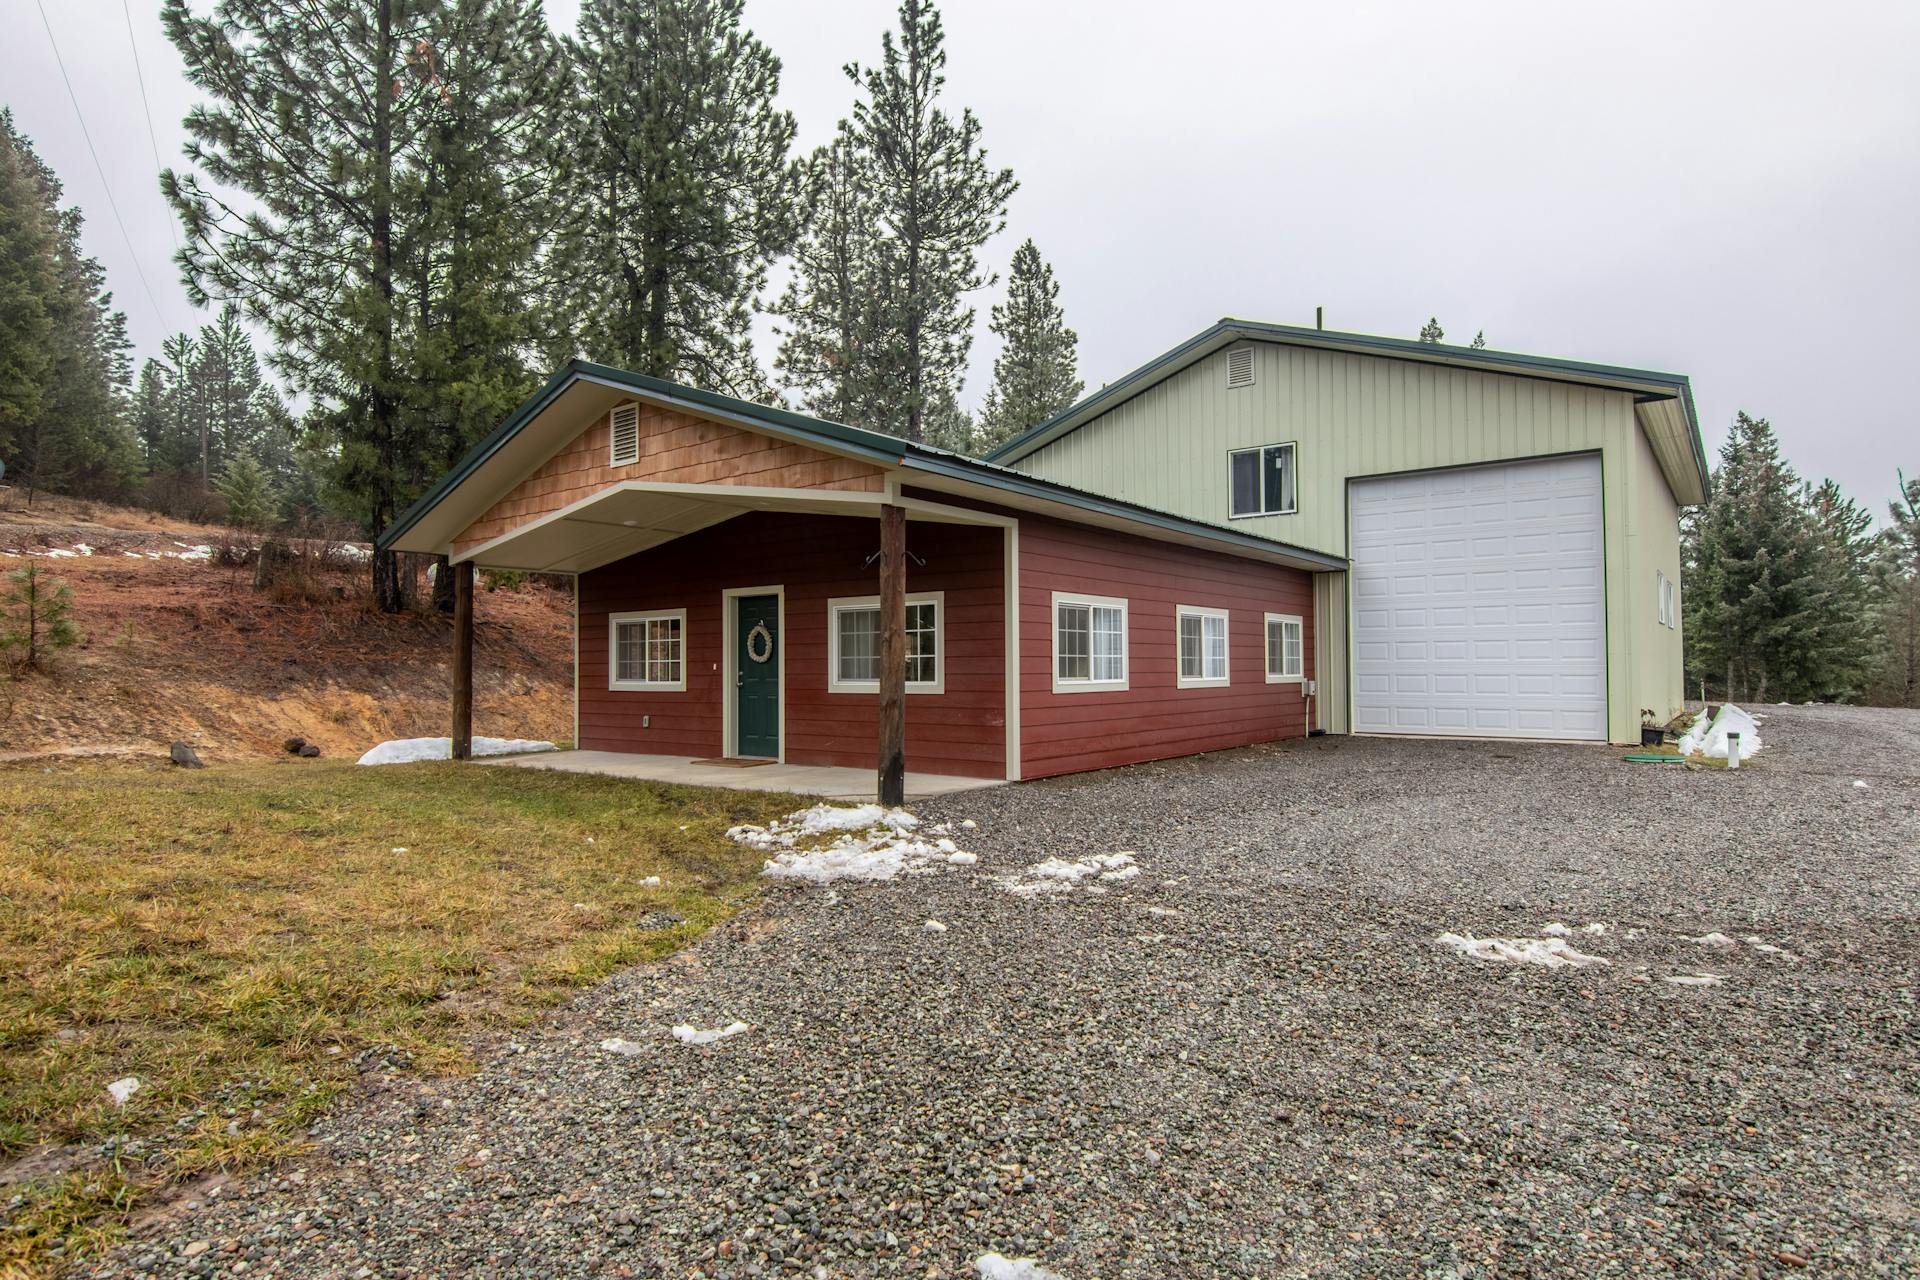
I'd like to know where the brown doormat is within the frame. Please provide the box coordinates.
[691,757,777,768]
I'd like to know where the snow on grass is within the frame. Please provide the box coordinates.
[999,852,1138,897]
[356,736,557,765]
[106,1076,140,1106]
[728,803,975,885]
[671,1021,749,1045]
[976,1255,1064,1280]
[1436,931,1610,969]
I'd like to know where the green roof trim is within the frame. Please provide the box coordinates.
[983,318,1711,498]
[377,359,1346,570]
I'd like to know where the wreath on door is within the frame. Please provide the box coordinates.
[745,621,774,664]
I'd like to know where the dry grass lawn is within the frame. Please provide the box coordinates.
[0,756,798,1276]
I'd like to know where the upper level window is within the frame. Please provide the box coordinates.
[1053,592,1128,692]
[610,609,685,691]
[1176,606,1229,688]
[1229,443,1296,518]
[1265,613,1303,682]
[828,593,943,694]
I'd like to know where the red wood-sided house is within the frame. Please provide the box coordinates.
[380,361,1341,799]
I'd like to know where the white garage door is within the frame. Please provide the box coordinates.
[1350,455,1605,741]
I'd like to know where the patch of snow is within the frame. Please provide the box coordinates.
[959,818,978,830]
[389,847,408,855]
[671,1021,749,1045]
[638,875,661,886]
[1675,703,1762,762]
[1436,931,1610,969]
[1542,922,1571,937]
[922,919,948,933]
[356,736,557,765]
[599,1038,645,1056]
[730,804,974,885]
[1687,932,1738,949]
[976,1255,1064,1280]
[1740,935,1798,959]
[1000,852,1138,897]
[1580,922,1607,936]
[1664,972,1726,987]
[107,1076,140,1106]
[1853,780,1869,789]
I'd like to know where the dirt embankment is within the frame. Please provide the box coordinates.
[0,495,573,764]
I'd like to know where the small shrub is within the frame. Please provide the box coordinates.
[1,565,82,674]
[481,569,529,593]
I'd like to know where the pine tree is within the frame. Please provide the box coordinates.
[216,451,279,530]
[1871,473,1920,707]
[1683,412,1828,702]
[165,0,563,611]
[772,129,886,425]
[560,0,797,395]
[1419,317,1444,343]
[0,111,58,455]
[0,564,81,673]
[1798,477,1878,699]
[779,0,1017,439]
[189,304,286,484]
[975,239,1081,453]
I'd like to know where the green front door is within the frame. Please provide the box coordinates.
[734,594,780,758]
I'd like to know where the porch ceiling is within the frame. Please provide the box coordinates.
[455,482,904,574]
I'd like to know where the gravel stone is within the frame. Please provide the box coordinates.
[86,704,1919,1277]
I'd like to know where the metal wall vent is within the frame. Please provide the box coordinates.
[609,402,641,466]
[1226,347,1255,389]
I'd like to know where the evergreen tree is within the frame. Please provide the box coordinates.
[779,0,1016,439]
[165,0,557,610]
[1419,317,1444,343]
[1871,473,1920,707]
[1470,330,1486,350]
[772,130,886,425]
[189,304,286,483]
[215,451,278,529]
[0,565,81,673]
[975,239,1081,453]
[1683,412,1827,702]
[560,0,797,395]
[0,112,138,503]
[1798,477,1878,699]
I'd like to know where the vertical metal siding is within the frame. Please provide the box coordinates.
[1312,571,1349,734]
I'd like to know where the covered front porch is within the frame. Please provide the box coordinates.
[482,750,1004,803]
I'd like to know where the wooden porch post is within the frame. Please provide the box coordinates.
[877,504,907,806]
[451,559,474,761]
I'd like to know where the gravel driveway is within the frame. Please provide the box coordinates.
[92,704,1919,1278]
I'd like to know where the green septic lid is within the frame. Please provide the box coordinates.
[1623,752,1685,764]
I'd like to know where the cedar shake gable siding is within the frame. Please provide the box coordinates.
[455,403,886,557]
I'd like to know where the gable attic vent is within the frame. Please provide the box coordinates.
[1226,347,1255,390]
[609,402,641,466]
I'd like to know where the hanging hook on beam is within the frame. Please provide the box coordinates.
[864,548,926,568]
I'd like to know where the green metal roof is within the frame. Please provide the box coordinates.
[983,318,1711,499]
[377,359,1346,571]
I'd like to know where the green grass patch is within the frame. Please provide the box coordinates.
[0,757,799,1276]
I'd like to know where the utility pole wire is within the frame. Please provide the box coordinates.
[122,0,181,253]
[34,0,167,327]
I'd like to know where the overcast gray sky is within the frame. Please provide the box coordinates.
[6,0,1917,517]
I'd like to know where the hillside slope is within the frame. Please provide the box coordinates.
[0,497,572,763]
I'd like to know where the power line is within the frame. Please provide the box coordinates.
[34,0,166,327]
[121,0,180,253]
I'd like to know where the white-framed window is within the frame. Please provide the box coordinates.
[1051,592,1128,693]
[1228,443,1297,518]
[1265,612,1304,682]
[827,592,944,694]
[609,401,640,466]
[1175,605,1230,688]
[609,609,685,691]
[1658,573,1678,629]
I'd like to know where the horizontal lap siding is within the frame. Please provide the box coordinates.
[579,511,1004,778]
[1017,514,1315,779]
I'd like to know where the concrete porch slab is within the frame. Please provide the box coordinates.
[480,750,1005,803]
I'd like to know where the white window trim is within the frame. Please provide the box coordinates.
[608,400,641,467]
[1667,577,1679,630]
[1227,442,1299,519]
[826,592,945,695]
[1265,612,1305,683]
[1175,605,1231,689]
[1050,591,1130,694]
[608,608,687,692]
[1657,571,1671,628]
